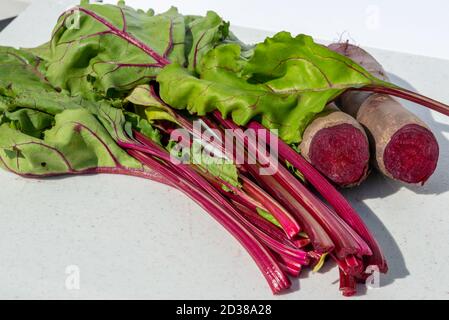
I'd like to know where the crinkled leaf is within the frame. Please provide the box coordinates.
[0,47,146,175]
[243,32,378,92]
[126,84,178,124]
[127,84,240,187]
[157,32,386,143]
[124,111,163,144]
[185,11,230,74]
[0,46,50,92]
[144,107,178,123]
[4,108,54,138]
[0,108,143,175]
[45,3,185,97]
[24,41,52,62]
[192,143,240,188]
[206,161,240,188]
[93,101,131,142]
[0,46,94,115]
[90,97,163,146]
[43,2,230,98]
[125,85,166,108]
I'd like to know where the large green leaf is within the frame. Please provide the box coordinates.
[45,3,183,97]
[0,108,143,176]
[0,46,51,92]
[157,32,386,143]
[43,2,230,98]
[0,46,147,176]
[0,46,94,115]
[242,32,376,92]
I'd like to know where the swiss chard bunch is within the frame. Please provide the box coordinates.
[2,1,449,296]
[0,43,380,295]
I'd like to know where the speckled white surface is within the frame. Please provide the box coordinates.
[0,1,449,300]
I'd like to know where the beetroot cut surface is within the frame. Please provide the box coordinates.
[309,124,370,186]
[383,124,439,184]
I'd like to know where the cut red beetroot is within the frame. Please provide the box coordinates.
[329,42,441,185]
[308,123,370,186]
[384,124,439,184]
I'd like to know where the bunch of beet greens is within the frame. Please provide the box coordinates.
[1,2,449,296]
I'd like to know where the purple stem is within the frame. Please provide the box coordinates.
[131,130,300,247]
[231,201,309,264]
[339,268,357,297]
[358,85,449,117]
[248,121,387,272]
[122,130,308,267]
[279,261,302,277]
[0,152,167,185]
[128,148,290,293]
[138,102,300,239]
[293,238,311,248]
[240,175,301,239]
[213,111,372,260]
[273,251,303,277]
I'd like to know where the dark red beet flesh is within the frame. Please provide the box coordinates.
[309,124,369,186]
[384,124,439,184]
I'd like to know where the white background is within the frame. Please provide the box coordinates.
[108,0,449,61]
[0,0,448,300]
[2,0,449,60]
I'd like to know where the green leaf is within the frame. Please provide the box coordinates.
[0,46,95,115]
[185,11,230,74]
[124,111,163,144]
[168,139,241,188]
[42,3,230,98]
[0,46,51,93]
[157,32,385,143]
[0,108,143,175]
[243,32,376,92]
[24,41,52,62]
[125,85,166,108]
[0,47,147,176]
[127,85,240,188]
[4,108,54,138]
[125,84,178,124]
[256,208,282,228]
[45,3,186,97]
[193,143,241,188]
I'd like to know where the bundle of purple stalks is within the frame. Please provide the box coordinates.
[2,2,449,297]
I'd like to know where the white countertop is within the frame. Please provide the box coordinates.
[110,0,449,61]
[2,0,449,61]
[0,0,29,20]
[0,0,448,300]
